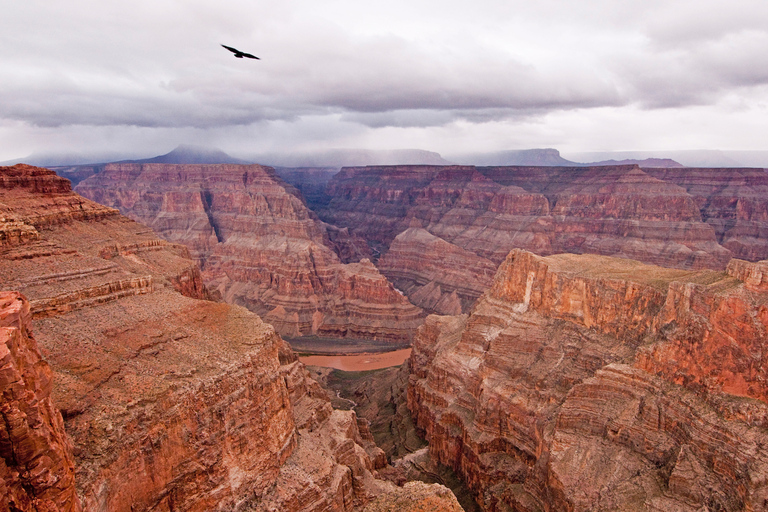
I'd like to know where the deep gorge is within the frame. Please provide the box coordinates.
[3,161,768,511]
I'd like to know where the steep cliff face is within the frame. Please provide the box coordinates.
[0,292,81,512]
[0,164,399,511]
[378,228,497,314]
[644,167,768,262]
[408,249,768,511]
[323,164,735,270]
[321,164,762,316]
[76,163,423,342]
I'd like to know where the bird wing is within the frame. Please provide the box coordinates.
[239,52,260,59]
[221,44,239,54]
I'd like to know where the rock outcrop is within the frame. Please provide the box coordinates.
[644,167,768,262]
[408,249,768,511]
[378,228,496,314]
[1,291,81,512]
[321,164,768,313]
[76,163,423,342]
[0,164,406,511]
[362,481,464,512]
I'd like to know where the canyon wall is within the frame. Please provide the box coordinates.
[1,291,81,512]
[408,248,768,511]
[643,167,768,262]
[75,163,422,343]
[0,164,409,511]
[321,164,768,313]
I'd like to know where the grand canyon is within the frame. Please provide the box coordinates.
[3,157,768,511]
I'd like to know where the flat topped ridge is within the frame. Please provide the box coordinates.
[104,162,273,171]
[516,250,734,290]
[1,163,73,193]
[102,162,277,180]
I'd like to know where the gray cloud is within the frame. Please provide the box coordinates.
[1,0,767,159]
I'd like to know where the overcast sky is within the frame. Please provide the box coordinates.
[2,0,768,161]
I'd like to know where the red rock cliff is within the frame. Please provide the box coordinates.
[323,164,733,270]
[76,163,423,343]
[1,291,81,512]
[322,164,753,316]
[0,164,397,511]
[644,167,768,262]
[408,249,768,511]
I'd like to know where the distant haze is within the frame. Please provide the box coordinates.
[2,0,768,161]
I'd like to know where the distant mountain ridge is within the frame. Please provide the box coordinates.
[450,148,578,166]
[127,145,251,165]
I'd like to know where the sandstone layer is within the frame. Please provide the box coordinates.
[76,163,422,343]
[644,167,768,262]
[362,481,464,512]
[408,249,768,511]
[0,164,411,511]
[321,164,768,313]
[378,228,496,314]
[1,291,81,512]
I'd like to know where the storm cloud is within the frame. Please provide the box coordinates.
[1,0,767,159]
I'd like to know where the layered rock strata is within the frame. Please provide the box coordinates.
[322,164,768,312]
[0,164,406,511]
[76,163,422,342]
[1,292,81,512]
[378,228,497,314]
[408,249,768,511]
[644,167,768,262]
[322,164,734,269]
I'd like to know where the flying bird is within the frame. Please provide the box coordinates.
[221,44,260,60]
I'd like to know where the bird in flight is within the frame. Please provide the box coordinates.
[221,44,260,60]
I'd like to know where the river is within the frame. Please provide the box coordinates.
[299,348,412,371]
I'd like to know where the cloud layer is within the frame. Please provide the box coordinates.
[2,0,768,159]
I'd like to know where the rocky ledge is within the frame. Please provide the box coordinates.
[408,249,768,511]
[1,291,81,512]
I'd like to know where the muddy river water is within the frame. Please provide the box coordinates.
[299,348,412,371]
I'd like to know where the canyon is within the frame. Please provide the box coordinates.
[74,163,423,343]
[0,164,459,511]
[321,163,768,313]
[5,157,768,511]
[407,249,768,510]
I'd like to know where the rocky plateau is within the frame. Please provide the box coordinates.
[407,248,768,511]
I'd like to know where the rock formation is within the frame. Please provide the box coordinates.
[378,228,496,314]
[643,167,768,262]
[321,163,768,313]
[408,249,768,510]
[362,481,464,512]
[1,291,81,512]
[75,163,422,343]
[0,164,430,511]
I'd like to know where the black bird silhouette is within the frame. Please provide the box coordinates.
[221,44,260,60]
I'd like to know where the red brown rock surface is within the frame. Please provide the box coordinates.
[408,249,768,511]
[75,163,423,343]
[322,164,734,269]
[362,481,465,512]
[0,164,403,511]
[321,164,768,313]
[644,167,768,262]
[378,228,497,314]
[1,291,81,512]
